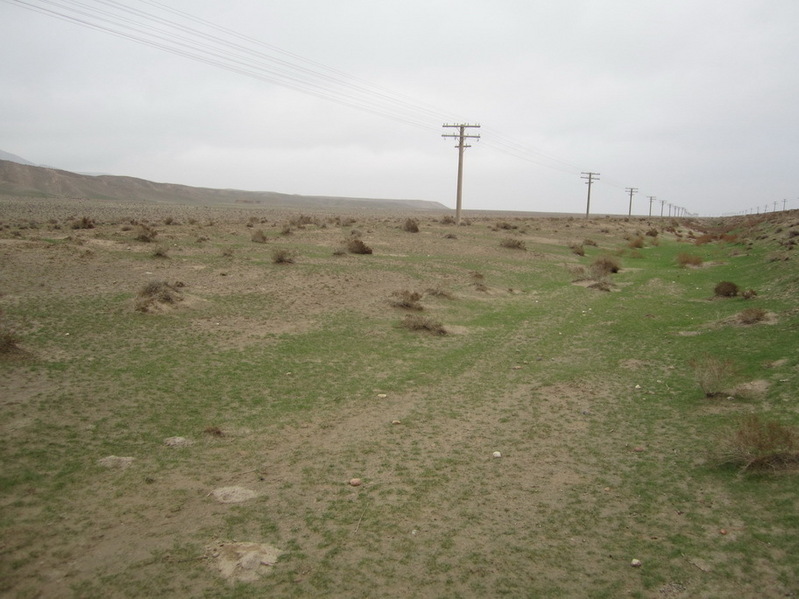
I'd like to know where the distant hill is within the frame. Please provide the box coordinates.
[0,150,36,166]
[0,160,448,212]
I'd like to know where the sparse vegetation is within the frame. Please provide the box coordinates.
[251,229,268,243]
[590,255,621,276]
[271,248,295,264]
[737,307,767,324]
[134,280,183,312]
[390,290,423,310]
[569,242,585,256]
[134,223,158,242]
[71,215,95,229]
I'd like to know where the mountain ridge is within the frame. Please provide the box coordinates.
[0,159,449,212]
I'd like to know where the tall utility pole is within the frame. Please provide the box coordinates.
[648,195,656,217]
[625,187,638,216]
[581,172,600,218]
[442,123,481,225]
[660,199,666,217]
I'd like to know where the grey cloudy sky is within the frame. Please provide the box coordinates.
[2,0,798,216]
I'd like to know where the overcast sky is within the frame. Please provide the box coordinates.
[2,0,798,216]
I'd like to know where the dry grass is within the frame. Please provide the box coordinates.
[390,290,423,310]
[0,327,21,354]
[251,229,268,243]
[346,238,373,255]
[713,414,799,471]
[399,314,447,335]
[690,355,737,397]
[590,255,621,277]
[569,242,585,256]
[500,237,526,250]
[134,280,183,312]
[737,308,767,324]
[134,224,158,242]
[402,218,420,233]
[677,253,703,267]
[425,286,456,300]
[271,248,295,264]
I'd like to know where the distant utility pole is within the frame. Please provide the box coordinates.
[660,199,666,217]
[442,123,481,225]
[647,196,656,217]
[625,187,638,216]
[581,172,600,218]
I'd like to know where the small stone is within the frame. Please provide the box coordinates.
[377,393,387,398]
[492,451,502,458]
[633,446,645,452]
[391,420,401,425]
[719,529,727,535]
[635,384,641,389]
[349,478,362,487]
[630,559,642,568]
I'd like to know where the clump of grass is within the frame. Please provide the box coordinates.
[569,243,585,256]
[271,248,295,264]
[737,307,767,324]
[71,216,95,230]
[280,224,293,236]
[251,229,268,243]
[134,224,158,242]
[203,426,225,437]
[742,288,758,299]
[443,233,457,240]
[590,255,621,277]
[402,218,420,233]
[677,253,703,267]
[714,281,740,297]
[627,236,645,249]
[500,237,526,250]
[390,290,423,310]
[713,414,799,471]
[690,355,737,397]
[151,245,169,259]
[0,313,22,355]
[399,314,447,335]
[440,215,456,225]
[134,281,183,312]
[346,238,373,255]
[425,286,455,300]
[583,238,598,247]
[495,221,517,230]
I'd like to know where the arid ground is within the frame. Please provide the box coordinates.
[1,196,797,598]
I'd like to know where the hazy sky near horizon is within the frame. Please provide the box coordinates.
[2,0,798,216]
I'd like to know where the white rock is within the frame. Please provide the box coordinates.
[492,451,502,458]
[630,559,642,568]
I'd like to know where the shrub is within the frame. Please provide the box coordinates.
[135,281,183,312]
[713,414,799,471]
[0,326,21,354]
[742,289,758,300]
[280,224,293,236]
[440,215,456,225]
[677,253,703,267]
[495,221,516,230]
[737,308,767,324]
[251,229,268,243]
[402,218,420,233]
[627,236,645,249]
[714,281,740,297]
[690,355,737,397]
[71,216,95,230]
[346,238,373,254]
[151,245,169,259]
[590,255,621,277]
[399,314,447,335]
[271,248,295,264]
[134,224,158,242]
[390,290,423,310]
[500,238,526,250]
[583,238,598,247]
[645,228,659,237]
[425,286,455,300]
[569,243,585,256]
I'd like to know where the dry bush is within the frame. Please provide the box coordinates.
[399,314,447,335]
[590,255,621,277]
[221,247,234,258]
[690,355,737,397]
[677,253,704,267]
[271,248,295,264]
[714,281,740,297]
[645,228,659,237]
[742,288,758,300]
[135,281,183,312]
[500,237,526,250]
[583,238,598,247]
[440,215,456,225]
[425,286,455,300]
[402,218,420,233]
[569,243,585,256]
[737,307,767,324]
[251,229,268,243]
[390,290,423,310]
[627,236,645,249]
[470,271,485,281]
[151,245,169,259]
[443,233,458,240]
[713,414,799,471]
[346,238,373,254]
[0,313,21,355]
[71,216,96,230]
[134,224,158,242]
[290,214,314,228]
[280,224,293,236]
[495,221,517,230]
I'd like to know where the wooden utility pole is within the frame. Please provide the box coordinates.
[625,187,638,216]
[647,195,656,217]
[442,123,480,225]
[581,172,600,218]
[660,199,666,217]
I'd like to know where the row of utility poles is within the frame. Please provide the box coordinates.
[443,123,692,219]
